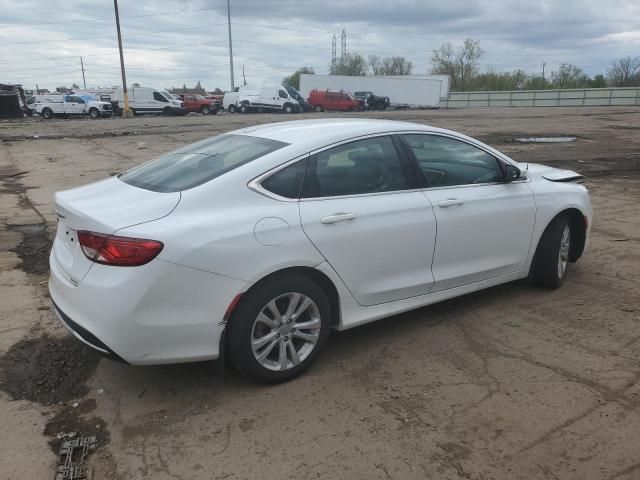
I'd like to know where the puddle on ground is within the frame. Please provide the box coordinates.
[0,334,101,405]
[44,398,110,453]
[515,136,577,143]
[10,223,51,275]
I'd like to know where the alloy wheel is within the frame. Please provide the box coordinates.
[557,224,571,278]
[250,292,321,371]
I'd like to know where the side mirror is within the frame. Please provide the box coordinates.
[503,164,521,182]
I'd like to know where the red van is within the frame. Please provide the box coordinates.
[307,90,363,112]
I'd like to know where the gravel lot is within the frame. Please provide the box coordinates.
[1,107,639,480]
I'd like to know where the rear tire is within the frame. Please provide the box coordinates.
[532,214,571,289]
[227,274,331,383]
[41,108,53,119]
[239,103,250,113]
[314,105,323,113]
[227,104,237,113]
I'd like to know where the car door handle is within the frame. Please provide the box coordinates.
[321,213,357,224]
[438,199,464,208]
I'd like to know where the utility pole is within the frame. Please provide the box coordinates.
[542,62,546,82]
[36,84,39,95]
[242,64,247,86]
[341,29,346,61]
[113,0,132,118]
[227,0,235,90]
[80,57,86,90]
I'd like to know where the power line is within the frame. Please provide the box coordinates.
[0,22,229,46]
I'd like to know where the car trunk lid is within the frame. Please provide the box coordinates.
[52,177,180,284]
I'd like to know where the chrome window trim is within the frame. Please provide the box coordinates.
[247,130,525,202]
[400,131,527,189]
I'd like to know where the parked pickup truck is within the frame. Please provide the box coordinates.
[178,94,220,115]
[31,94,112,119]
[354,91,390,110]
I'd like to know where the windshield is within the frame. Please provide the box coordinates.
[119,134,288,192]
[160,90,174,101]
[284,85,302,101]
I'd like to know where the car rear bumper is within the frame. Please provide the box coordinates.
[49,250,249,365]
[53,301,127,363]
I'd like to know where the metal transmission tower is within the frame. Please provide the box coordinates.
[331,34,337,69]
[341,29,347,60]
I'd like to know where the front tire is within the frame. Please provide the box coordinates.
[227,274,331,383]
[227,104,237,113]
[532,214,571,289]
[201,106,211,115]
[282,103,294,113]
[314,105,323,113]
[89,108,100,119]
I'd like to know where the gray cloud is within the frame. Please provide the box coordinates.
[1,0,639,91]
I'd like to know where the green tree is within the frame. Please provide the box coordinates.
[590,74,607,88]
[282,66,315,90]
[330,52,368,76]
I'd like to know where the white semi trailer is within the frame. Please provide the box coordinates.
[299,74,445,108]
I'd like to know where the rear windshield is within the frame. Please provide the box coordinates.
[119,134,288,192]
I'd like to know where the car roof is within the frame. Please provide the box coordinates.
[230,118,446,147]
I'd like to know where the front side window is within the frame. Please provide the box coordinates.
[120,134,288,192]
[278,90,288,99]
[301,136,409,198]
[261,158,308,199]
[403,134,504,187]
[153,91,169,102]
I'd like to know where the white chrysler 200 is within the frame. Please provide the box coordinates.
[49,119,592,382]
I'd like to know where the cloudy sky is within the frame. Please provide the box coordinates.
[1,0,640,92]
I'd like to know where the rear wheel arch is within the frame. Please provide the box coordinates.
[229,267,341,328]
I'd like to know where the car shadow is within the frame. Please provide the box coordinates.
[94,279,537,397]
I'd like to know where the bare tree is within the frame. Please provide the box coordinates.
[550,64,590,88]
[608,56,640,87]
[330,52,368,76]
[431,38,483,90]
[369,55,383,75]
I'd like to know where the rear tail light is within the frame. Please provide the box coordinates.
[77,231,163,267]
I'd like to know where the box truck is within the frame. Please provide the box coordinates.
[299,74,444,108]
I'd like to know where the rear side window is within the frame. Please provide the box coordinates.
[120,134,288,192]
[301,136,410,198]
[261,158,308,199]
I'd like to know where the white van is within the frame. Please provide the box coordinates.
[109,87,186,116]
[222,90,239,112]
[234,85,300,113]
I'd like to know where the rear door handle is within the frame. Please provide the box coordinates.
[438,199,464,208]
[321,213,357,224]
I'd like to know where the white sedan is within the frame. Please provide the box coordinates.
[49,119,592,382]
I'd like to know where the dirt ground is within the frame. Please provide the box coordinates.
[0,107,639,480]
